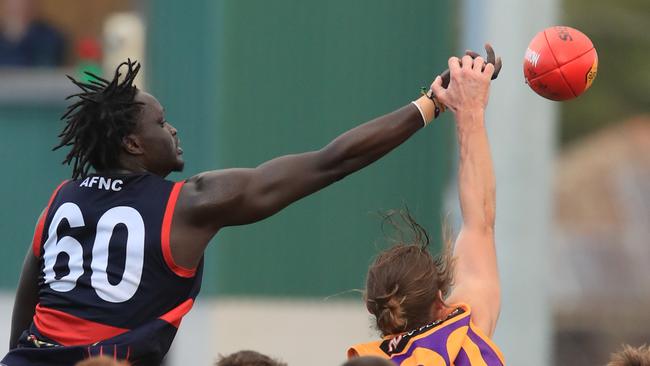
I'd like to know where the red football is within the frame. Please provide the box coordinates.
[523,26,598,101]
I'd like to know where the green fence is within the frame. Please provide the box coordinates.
[0,105,69,287]
[0,1,453,297]
[148,0,455,297]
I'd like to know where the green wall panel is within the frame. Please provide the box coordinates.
[0,1,453,297]
[0,106,70,288]
[148,0,454,297]
[0,0,452,297]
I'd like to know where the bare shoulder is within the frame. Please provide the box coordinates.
[175,169,255,229]
[174,172,217,228]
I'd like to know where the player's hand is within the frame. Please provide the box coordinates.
[438,44,502,88]
[430,51,495,114]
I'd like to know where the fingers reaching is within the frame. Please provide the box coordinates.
[440,69,451,89]
[473,56,485,72]
[448,56,462,73]
[461,55,473,70]
[467,43,502,79]
[492,57,502,80]
[484,62,496,79]
[484,43,502,79]
[465,50,481,59]
[485,43,496,66]
[430,75,445,100]
[437,44,502,90]
[442,51,480,87]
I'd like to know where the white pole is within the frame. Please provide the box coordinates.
[103,13,147,88]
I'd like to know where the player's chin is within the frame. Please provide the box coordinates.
[173,159,185,172]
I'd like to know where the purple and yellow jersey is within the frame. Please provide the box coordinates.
[348,304,504,366]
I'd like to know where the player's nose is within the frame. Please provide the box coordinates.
[167,122,178,136]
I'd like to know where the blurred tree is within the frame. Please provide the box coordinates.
[562,0,650,144]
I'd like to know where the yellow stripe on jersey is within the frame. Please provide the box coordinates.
[447,326,469,360]
[461,337,489,366]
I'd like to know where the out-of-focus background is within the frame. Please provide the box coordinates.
[0,0,648,365]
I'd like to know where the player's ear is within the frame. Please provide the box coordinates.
[432,290,447,315]
[439,290,447,305]
[365,298,375,315]
[122,134,144,155]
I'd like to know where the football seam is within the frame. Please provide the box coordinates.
[541,30,594,97]
[527,46,595,83]
[543,30,575,97]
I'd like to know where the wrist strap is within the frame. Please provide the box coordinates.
[420,87,447,119]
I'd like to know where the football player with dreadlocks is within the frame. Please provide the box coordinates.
[3,45,501,366]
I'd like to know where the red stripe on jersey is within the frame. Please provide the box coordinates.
[159,298,194,328]
[33,304,129,346]
[32,180,69,257]
[161,181,196,278]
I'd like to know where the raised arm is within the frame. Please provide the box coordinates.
[432,50,500,337]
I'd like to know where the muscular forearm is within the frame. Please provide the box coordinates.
[321,97,433,179]
[181,97,436,230]
[456,109,495,231]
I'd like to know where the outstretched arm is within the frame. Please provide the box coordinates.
[432,50,500,337]
[10,246,40,349]
[180,95,439,229]
[168,93,442,269]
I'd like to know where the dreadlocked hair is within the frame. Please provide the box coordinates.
[54,60,143,179]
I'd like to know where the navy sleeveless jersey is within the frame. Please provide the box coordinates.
[2,173,203,366]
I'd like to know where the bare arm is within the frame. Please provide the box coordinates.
[448,111,499,336]
[432,51,500,336]
[10,246,40,349]
[179,95,439,229]
[169,96,439,268]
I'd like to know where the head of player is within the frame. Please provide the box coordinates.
[216,350,287,366]
[55,60,183,179]
[342,356,395,366]
[75,356,130,366]
[364,211,454,336]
